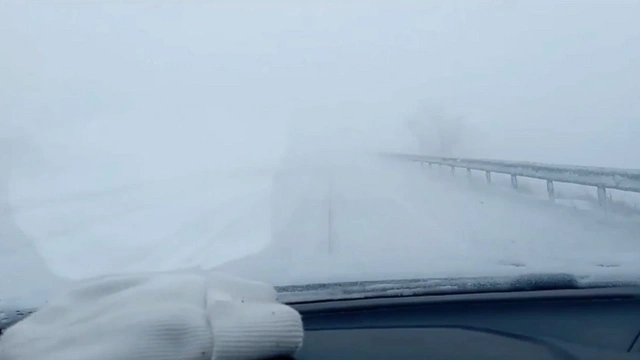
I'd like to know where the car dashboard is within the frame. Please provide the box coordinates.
[3,281,640,359]
[289,287,640,359]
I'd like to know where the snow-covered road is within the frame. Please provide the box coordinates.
[218,155,640,285]
[2,155,640,299]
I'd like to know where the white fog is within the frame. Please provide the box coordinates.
[1,1,640,296]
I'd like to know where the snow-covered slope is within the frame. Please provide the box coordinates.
[6,166,275,280]
[3,154,640,300]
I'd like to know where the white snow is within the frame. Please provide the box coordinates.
[4,152,640,304]
[5,166,275,281]
[217,155,640,285]
[3,0,640,310]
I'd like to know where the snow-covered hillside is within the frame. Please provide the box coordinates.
[3,152,640,303]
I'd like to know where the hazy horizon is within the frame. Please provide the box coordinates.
[2,1,640,290]
[3,0,640,174]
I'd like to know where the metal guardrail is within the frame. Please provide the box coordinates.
[385,153,640,208]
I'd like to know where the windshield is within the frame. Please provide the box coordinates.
[2,1,640,301]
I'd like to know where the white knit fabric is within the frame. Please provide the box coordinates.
[0,271,303,360]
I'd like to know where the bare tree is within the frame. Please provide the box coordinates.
[406,106,465,157]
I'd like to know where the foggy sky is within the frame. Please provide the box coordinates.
[2,0,640,176]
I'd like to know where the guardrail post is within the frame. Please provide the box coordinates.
[546,180,555,201]
[597,186,607,209]
[510,174,518,189]
[389,153,639,212]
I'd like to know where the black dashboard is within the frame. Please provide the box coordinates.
[290,287,640,359]
[3,282,640,359]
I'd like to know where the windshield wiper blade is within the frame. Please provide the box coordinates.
[505,273,580,291]
[275,273,598,303]
[0,273,633,332]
